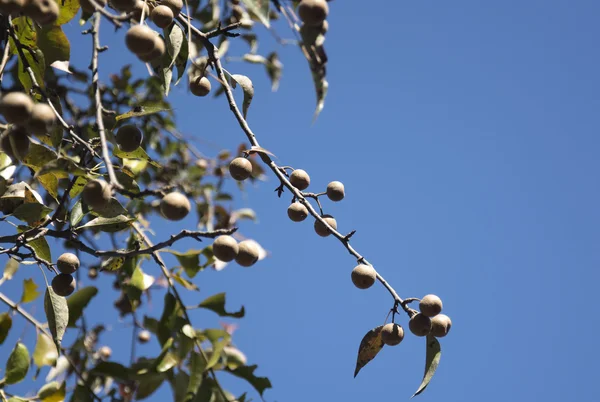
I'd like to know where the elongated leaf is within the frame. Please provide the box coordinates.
[184,352,206,402]
[5,342,30,384]
[69,199,85,227]
[33,333,58,367]
[354,325,384,377]
[91,361,130,381]
[67,286,98,327]
[205,339,227,371]
[90,197,128,218]
[17,47,45,92]
[3,258,19,280]
[38,381,65,401]
[20,278,41,303]
[75,215,134,232]
[241,0,269,28]
[412,335,442,397]
[113,146,161,168]
[18,226,51,264]
[197,293,244,318]
[115,105,170,122]
[44,286,69,349]
[227,365,271,396]
[37,25,70,68]
[172,273,199,291]
[231,74,254,119]
[12,203,53,225]
[135,372,165,400]
[0,312,12,344]
[164,23,184,69]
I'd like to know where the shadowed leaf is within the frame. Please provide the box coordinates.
[75,215,134,233]
[91,361,130,381]
[18,226,51,264]
[197,292,245,318]
[5,342,30,384]
[0,312,12,344]
[100,256,126,272]
[412,335,442,397]
[67,286,98,327]
[3,258,19,281]
[115,105,170,122]
[227,365,272,396]
[354,325,384,377]
[184,352,206,402]
[241,0,270,28]
[37,25,70,67]
[44,286,69,350]
[37,380,65,402]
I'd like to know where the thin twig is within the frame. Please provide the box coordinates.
[0,38,11,84]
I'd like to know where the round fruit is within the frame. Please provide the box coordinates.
[24,0,59,24]
[326,180,344,201]
[289,169,310,190]
[287,202,308,222]
[136,34,165,62]
[82,179,112,210]
[151,4,173,28]
[212,235,239,262]
[381,323,404,346]
[0,0,26,15]
[99,346,112,359]
[297,0,328,26]
[161,0,182,16]
[235,240,259,267]
[131,0,150,21]
[125,24,157,55]
[314,214,336,237]
[430,314,452,338]
[408,313,432,337]
[138,330,151,343]
[88,268,98,279]
[351,264,376,289]
[116,124,143,152]
[110,0,136,11]
[419,294,443,317]
[0,128,30,161]
[28,103,56,136]
[160,191,191,221]
[57,253,80,275]
[79,0,106,12]
[0,92,33,125]
[189,76,211,97]
[228,157,252,181]
[51,274,76,297]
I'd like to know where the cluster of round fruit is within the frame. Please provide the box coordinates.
[212,235,260,267]
[0,92,57,161]
[0,0,59,25]
[377,295,453,347]
[51,253,80,297]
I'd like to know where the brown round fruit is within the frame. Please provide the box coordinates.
[289,169,310,190]
[0,92,33,125]
[287,202,308,222]
[116,124,143,152]
[0,128,30,161]
[125,24,157,55]
[381,323,404,346]
[189,76,211,97]
[151,4,173,28]
[0,0,26,15]
[212,235,239,262]
[351,264,376,289]
[99,346,112,359]
[79,0,106,12]
[326,180,344,201]
[160,0,182,16]
[51,274,76,297]
[297,0,328,26]
[136,34,166,61]
[138,330,151,343]
[430,314,452,338]
[235,240,259,267]
[314,214,336,237]
[229,157,252,181]
[110,0,136,11]
[57,253,80,275]
[419,294,443,317]
[27,103,56,136]
[82,179,112,210]
[160,191,191,221]
[24,0,59,24]
[409,313,432,337]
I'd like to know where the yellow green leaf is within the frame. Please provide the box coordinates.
[354,325,385,377]
[412,335,441,397]
[56,0,80,25]
[20,278,41,303]
[33,333,58,367]
[38,380,65,402]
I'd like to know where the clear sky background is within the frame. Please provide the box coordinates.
[2,0,600,401]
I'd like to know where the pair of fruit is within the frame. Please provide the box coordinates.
[212,235,260,267]
[125,24,166,63]
[0,0,59,25]
[51,253,80,297]
[287,168,345,202]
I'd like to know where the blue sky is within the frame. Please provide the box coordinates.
[2,0,600,401]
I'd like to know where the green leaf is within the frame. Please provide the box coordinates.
[12,202,53,224]
[172,272,199,291]
[36,174,59,200]
[135,372,166,400]
[18,226,51,264]
[56,0,80,25]
[113,146,161,168]
[5,342,30,384]
[0,312,12,344]
[197,293,244,318]
[33,332,58,367]
[157,352,178,373]
[227,365,271,396]
[69,385,94,402]
[69,199,85,227]
[38,381,65,402]
[91,361,130,381]
[184,352,206,402]
[75,215,134,233]
[167,249,205,278]
[22,143,58,172]
[164,23,184,70]
[67,286,98,327]
[205,338,227,371]
[158,293,183,346]
[129,265,154,291]
[241,0,270,28]
[44,286,69,349]
[37,25,70,67]
[100,256,126,272]
[354,325,385,377]
[151,50,173,96]
[89,197,128,218]
[3,258,19,280]
[412,335,442,397]
[20,278,41,303]
[115,105,170,122]
[69,176,88,199]
[36,157,89,177]
[174,31,188,85]
[10,17,37,53]
[17,47,45,93]
[231,74,254,119]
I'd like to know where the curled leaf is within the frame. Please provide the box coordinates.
[353,325,384,377]
[231,74,254,119]
[412,335,442,397]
